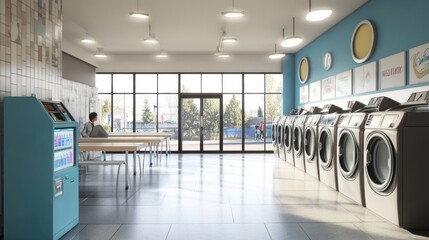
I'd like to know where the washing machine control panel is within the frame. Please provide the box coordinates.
[366,113,400,128]
[319,114,340,126]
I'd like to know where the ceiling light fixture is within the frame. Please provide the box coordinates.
[94,48,107,58]
[222,0,244,18]
[281,17,303,48]
[269,44,285,59]
[221,32,237,43]
[144,23,158,43]
[214,47,230,58]
[306,0,332,21]
[156,50,168,58]
[81,33,96,44]
[129,0,149,19]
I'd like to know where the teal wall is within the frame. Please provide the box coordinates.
[283,0,429,108]
[282,54,295,113]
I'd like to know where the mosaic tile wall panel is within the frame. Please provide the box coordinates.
[0,0,98,233]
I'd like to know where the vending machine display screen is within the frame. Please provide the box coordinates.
[53,128,74,172]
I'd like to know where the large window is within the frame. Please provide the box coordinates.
[96,73,282,152]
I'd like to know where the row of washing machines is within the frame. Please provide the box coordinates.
[271,91,429,230]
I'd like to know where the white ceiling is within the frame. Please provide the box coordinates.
[63,0,368,55]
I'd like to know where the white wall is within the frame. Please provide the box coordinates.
[299,85,429,110]
[95,54,282,73]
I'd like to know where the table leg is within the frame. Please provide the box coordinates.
[149,143,153,166]
[125,151,129,190]
[167,137,170,156]
[103,151,106,161]
[133,151,137,175]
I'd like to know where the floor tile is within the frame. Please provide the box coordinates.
[59,224,86,240]
[70,224,120,240]
[340,203,385,222]
[276,190,353,205]
[111,224,171,240]
[300,223,372,240]
[265,223,310,240]
[166,224,271,240]
[354,222,423,240]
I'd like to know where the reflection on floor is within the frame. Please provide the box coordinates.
[61,154,429,240]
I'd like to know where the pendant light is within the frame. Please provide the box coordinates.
[222,0,244,18]
[94,48,107,58]
[129,0,149,19]
[281,18,303,48]
[214,47,230,58]
[81,33,96,44]
[306,0,332,21]
[156,48,168,58]
[269,44,285,59]
[221,32,237,44]
[144,23,158,43]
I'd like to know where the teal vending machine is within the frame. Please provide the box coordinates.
[4,97,79,240]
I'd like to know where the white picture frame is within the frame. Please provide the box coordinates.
[309,81,321,102]
[353,61,377,94]
[409,43,429,84]
[322,76,335,100]
[335,70,352,97]
[379,52,406,89]
[300,85,309,104]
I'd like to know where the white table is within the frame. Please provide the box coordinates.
[109,132,172,155]
[79,137,164,174]
[78,142,146,190]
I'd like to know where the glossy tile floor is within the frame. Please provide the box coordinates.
[61,154,429,240]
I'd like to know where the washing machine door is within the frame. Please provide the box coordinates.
[277,124,283,146]
[293,126,303,157]
[271,124,277,145]
[319,128,334,170]
[365,132,395,193]
[284,124,293,152]
[338,130,358,179]
[304,127,316,162]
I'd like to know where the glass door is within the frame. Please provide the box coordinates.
[179,94,223,152]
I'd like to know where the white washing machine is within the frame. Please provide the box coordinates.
[271,116,280,158]
[364,91,429,229]
[277,116,287,161]
[337,98,398,206]
[317,104,342,190]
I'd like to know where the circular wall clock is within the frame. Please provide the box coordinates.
[351,20,376,63]
[323,52,332,70]
[298,57,309,84]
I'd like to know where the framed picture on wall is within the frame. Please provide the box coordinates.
[353,61,376,94]
[379,52,405,89]
[409,43,429,85]
[322,76,335,100]
[300,85,309,104]
[309,81,321,102]
[336,70,352,97]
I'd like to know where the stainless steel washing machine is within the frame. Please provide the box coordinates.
[283,109,303,165]
[337,98,399,206]
[364,91,429,229]
[271,116,280,158]
[317,104,342,190]
[277,116,287,161]
[293,107,321,172]
[304,105,341,180]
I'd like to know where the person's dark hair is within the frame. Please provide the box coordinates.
[89,112,98,121]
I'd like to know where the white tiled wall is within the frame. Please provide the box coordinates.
[0,0,98,234]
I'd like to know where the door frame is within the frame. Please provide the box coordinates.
[178,93,223,152]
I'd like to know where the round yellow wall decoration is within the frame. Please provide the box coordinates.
[351,20,376,63]
[299,57,310,84]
